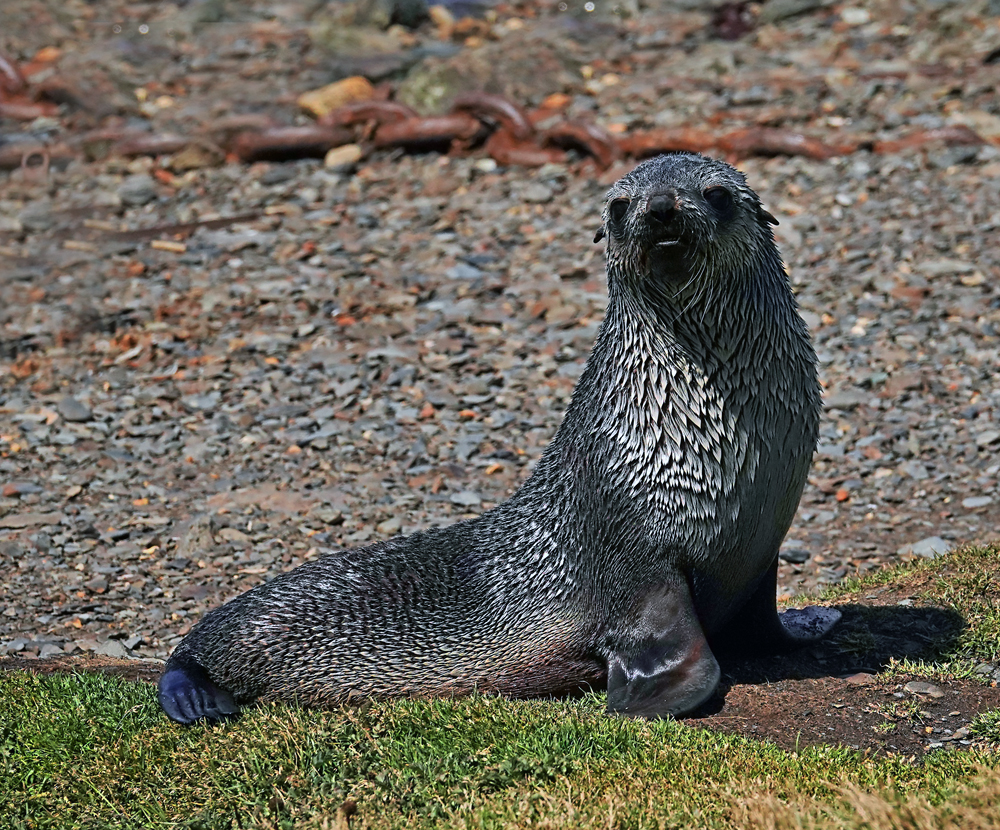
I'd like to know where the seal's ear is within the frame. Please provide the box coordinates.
[759,207,779,226]
[594,225,606,243]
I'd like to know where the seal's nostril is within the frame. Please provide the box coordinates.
[647,194,676,225]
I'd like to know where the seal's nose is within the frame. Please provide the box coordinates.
[647,193,677,226]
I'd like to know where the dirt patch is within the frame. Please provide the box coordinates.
[0,653,162,683]
[689,676,1000,756]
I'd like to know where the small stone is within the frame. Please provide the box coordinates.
[298,76,374,119]
[94,639,129,659]
[84,576,109,593]
[844,672,877,685]
[38,643,64,659]
[181,393,220,413]
[974,663,996,676]
[123,635,144,650]
[523,184,554,204]
[178,584,210,600]
[779,545,810,564]
[758,0,823,24]
[824,389,869,410]
[376,517,402,536]
[324,144,363,170]
[916,258,975,278]
[18,203,55,232]
[450,490,482,507]
[0,512,64,529]
[975,430,1000,447]
[3,638,29,653]
[117,174,158,207]
[446,263,484,280]
[57,396,93,422]
[218,527,251,543]
[2,482,43,497]
[962,496,993,509]
[904,680,945,699]
[901,536,951,559]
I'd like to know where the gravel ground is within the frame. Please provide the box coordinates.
[1,0,999,663]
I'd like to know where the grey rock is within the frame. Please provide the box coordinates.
[3,638,29,653]
[123,635,144,650]
[975,430,1000,447]
[898,536,951,559]
[18,203,55,233]
[181,393,220,412]
[778,545,811,564]
[376,517,402,535]
[57,396,93,423]
[903,680,945,699]
[84,576,109,593]
[39,643,64,658]
[962,496,993,509]
[449,490,481,507]
[759,0,826,24]
[523,184,554,204]
[446,263,484,280]
[94,639,129,659]
[117,174,158,206]
[916,258,975,278]
[824,389,869,410]
[899,460,929,480]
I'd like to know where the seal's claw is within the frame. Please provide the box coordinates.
[158,659,240,725]
[778,606,842,642]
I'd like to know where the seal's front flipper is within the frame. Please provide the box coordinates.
[779,606,841,641]
[158,655,240,725]
[606,579,720,718]
[712,558,841,655]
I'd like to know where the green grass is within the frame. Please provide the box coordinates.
[2,545,998,830]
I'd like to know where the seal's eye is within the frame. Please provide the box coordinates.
[703,187,733,215]
[608,198,630,226]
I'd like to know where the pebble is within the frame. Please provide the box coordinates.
[779,546,811,564]
[449,490,482,507]
[117,174,158,206]
[975,430,1000,447]
[18,203,55,232]
[898,537,951,559]
[324,144,363,170]
[0,512,64,529]
[903,681,946,699]
[522,184,554,204]
[217,527,251,543]
[94,640,129,659]
[961,496,993,509]
[57,396,93,423]
[1,482,43,497]
[844,672,877,685]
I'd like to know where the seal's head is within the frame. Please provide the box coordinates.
[595,153,779,291]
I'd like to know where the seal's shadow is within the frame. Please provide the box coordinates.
[694,604,966,717]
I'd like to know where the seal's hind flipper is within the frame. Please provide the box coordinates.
[606,579,720,718]
[158,656,240,725]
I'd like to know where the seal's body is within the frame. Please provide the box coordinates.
[159,153,839,725]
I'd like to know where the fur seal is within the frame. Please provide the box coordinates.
[158,153,840,725]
